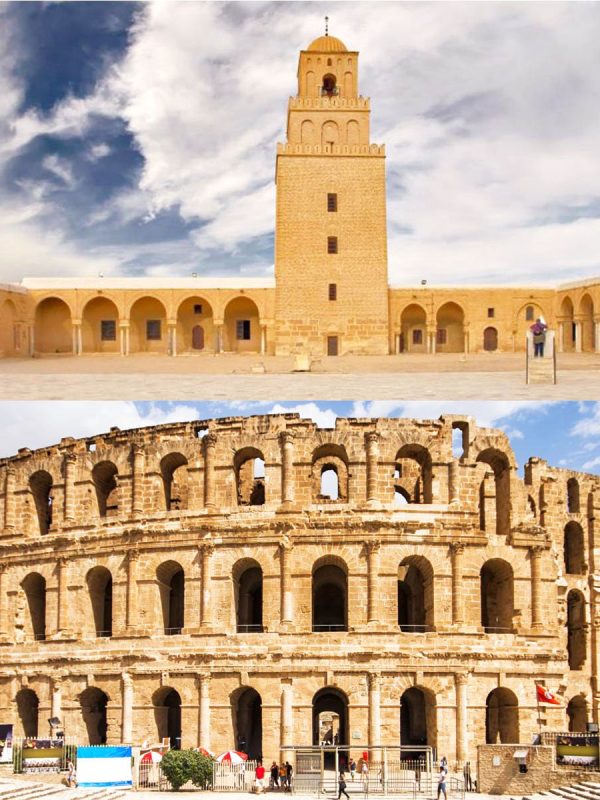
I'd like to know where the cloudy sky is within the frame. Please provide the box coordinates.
[1,400,600,477]
[1,2,600,285]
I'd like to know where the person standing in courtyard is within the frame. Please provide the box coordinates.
[349,758,356,782]
[531,318,548,357]
[285,760,293,791]
[255,761,266,792]
[361,759,369,791]
[338,770,350,800]
[437,766,448,800]
[270,761,279,789]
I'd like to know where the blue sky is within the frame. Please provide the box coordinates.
[1,400,600,476]
[1,2,600,284]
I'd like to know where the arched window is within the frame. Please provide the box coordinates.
[394,444,433,504]
[321,73,337,97]
[476,449,511,535]
[232,687,262,758]
[481,559,514,633]
[16,689,39,738]
[87,567,112,638]
[157,561,185,635]
[235,449,265,506]
[452,421,469,459]
[313,687,348,766]
[564,522,585,574]
[29,470,53,535]
[312,561,347,632]
[160,452,188,511]
[320,465,339,500]
[153,688,182,749]
[567,478,580,514]
[234,561,263,633]
[80,687,108,744]
[526,305,534,322]
[21,573,46,641]
[567,590,586,670]
[92,461,119,517]
[567,696,588,732]
[486,688,519,743]
[527,495,536,519]
[394,486,410,506]
[397,557,433,632]
[400,687,436,749]
[312,445,348,503]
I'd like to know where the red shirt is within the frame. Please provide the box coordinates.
[256,766,265,779]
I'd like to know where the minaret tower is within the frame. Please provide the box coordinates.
[274,27,390,356]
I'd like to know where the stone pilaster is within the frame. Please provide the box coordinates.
[198,673,211,749]
[365,432,379,503]
[455,672,468,765]
[132,444,144,517]
[366,540,381,624]
[200,544,214,627]
[279,537,294,625]
[63,453,77,522]
[126,549,139,630]
[122,672,134,743]
[368,672,381,748]
[4,468,15,530]
[530,545,544,629]
[450,542,465,626]
[203,433,217,507]
[279,431,295,504]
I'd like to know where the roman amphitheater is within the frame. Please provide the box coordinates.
[0,412,596,766]
[1,33,599,361]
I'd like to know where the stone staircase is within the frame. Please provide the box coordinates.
[527,356,556,384]
[522,779,600,800]
[0,779,127,800]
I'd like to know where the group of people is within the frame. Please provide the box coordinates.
[254,760,293,792]
[338,758,368,798]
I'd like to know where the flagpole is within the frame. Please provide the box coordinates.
[536,683,542,737]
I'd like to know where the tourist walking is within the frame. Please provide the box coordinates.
[361,760,369,791]
[270,761,279,789]
[531,318,548,357]
[338,771,350,800]
[437,766,448,800]
[285,760,293,791]
[66,760,76,788]
[279,762,288,790]
[255,761,266,792]
[349,759,356,781]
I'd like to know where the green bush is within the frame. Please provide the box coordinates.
[161,749,213,791]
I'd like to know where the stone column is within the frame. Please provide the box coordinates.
[430,331,437,355]
[198,674,211,748]
[365,432,379,503]
[368,672,381,749]
[122,672,134,743]
[119,324,127,356]
[203,433,217,507]
[200,544,214,627]
[56,557,69,633]
[215,323,223,354]
[125,325,130,356]
[279,431,295,504]
[63,453,76,523]
[450,542,465,626]
[126,549,139,630]
[51,676,62,731]
[366,540,381,624]
[575,321,582,353]
[281,681,293,752]
[77,324,82,356]
[558,322,565,353]
[463,328,469,354]
[448,460,459,503]
[260,325,267,355]
[279,537,294,625]
[455,672,468,765]
[29,325,35,356]
[131,444,144,516]
[530,545,543,630]
[4,467,16,530]
[595,321,600,354]
[0,565,7,637]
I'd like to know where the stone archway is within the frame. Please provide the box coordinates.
[313,687,348,767]
[129,296,168,354]
[177,296,214,353]
[436,303,464,353]
[483,327,498,352]
[153,687,182,749]
[223,297,260,353]
[80,687,108,744]
[233,687,263,759]
[486,688,518,743]
[34,298,72,354]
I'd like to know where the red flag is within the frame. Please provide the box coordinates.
[536,684,560,705]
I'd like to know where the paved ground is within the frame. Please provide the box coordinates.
[1,353,599,399]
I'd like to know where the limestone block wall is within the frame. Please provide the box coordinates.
[0,287,32,357]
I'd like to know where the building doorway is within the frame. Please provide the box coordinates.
[192,325,204,350]
[483,327,498,351]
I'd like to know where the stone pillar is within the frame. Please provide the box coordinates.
[0,565,7,637]
[366,540,381,624]
[29,325,35,356]
[455,672,468,765]
[56,557,69,633]
[281,681,293,752]
[122,672,134,743]
[215,323,223,354]
[200,544,214,628]
[279,537,294,625]
[530,545,543,630]
[430,331,437,355]
[77,324,82,356]
[260,325,267,355]
[63,453,76,523]
[72,323,81,355]
[595,321,600,354]
[448,460,459,503]
[450,542,465,626]
[575,321,582,353]
[168,324,177,357]
[558,322,565,353]
[279,431,295,504]
[126,549,139,630]
[198,674,211,748]
[368,672,381,749]
[4,467,16,530]
[125,325,130,356]
[203,433,217,507]
[51,676,62,730]
[119,324,127,356]
[365,432,379,503]
[131,444,144,516]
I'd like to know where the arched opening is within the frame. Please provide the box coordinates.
[0,299,18,356]
[483,327,498,352]
[16,689,39,738]
[400,304,427,353]
[394,485,410,506]
[87,566,113,638]
[223,297,260,353]
[567,590,586,670]
[34,297,72,354]
[153,688,182,750]
[476,448,511,535]
[394,444,433,504]
[160,453,188,511]
[232,687,262,759]
[452,421,469,459]
[479,480,486,530]
[312,445,348,503]
[486,688,519,743]
[564,522,585,574]
[29,470,53,535]
[481,559,514,633]
[21,573,46,641]
[129,296,168,354]
[567,696,588,732]
[527,495,536,519]
[80,687,108,745]
[579,294,595,352]
[313,688,348,766]
[400,687,436,752]
[320,465,339,500]
[234,448,265,506]
[234,561,263,633]
[301,119,315,144]
[92,461,119,517]
[157,561,185,635]
[321,120,339,148]
[436,302,464,353]
[176,297,214,353]
[560,297,575,351]
[321,73,337,97]
[313,560,347,631]
[397,557,433,632]
[516,303,546,350]
[346,119,360,146]
[567,478,580,514]
[82,297,119,354]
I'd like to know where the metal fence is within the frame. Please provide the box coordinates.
[213,759,258,791]
[12,736,77,774]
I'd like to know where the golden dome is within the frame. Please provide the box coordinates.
[307,35,348,52]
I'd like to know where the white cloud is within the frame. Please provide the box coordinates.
[269,402,338,430]
[571,402,600,438]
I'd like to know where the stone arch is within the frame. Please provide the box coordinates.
[312,557,348,631]
[322,119,339,148]
[321,73,337,97]
[567,695,588,732]
[483,326,498,352]
[476,448,511,535]
[564,521,585,575]
[400,686,437,750]
[160,452,189,511]
[156,561,185,635]
[567,477,580,514]
[153,687,182,749]
[21,572,46,641]
[86,566,113,638]
[80,687,109,745]
[397,556,434,632]
[347,119,360,146]
[16,688,39,737]
[313,687,348,757]
[223,296,260,352]
[436,302,464,353]
[312,444,348,503]
[515,302,546,348]
[486,688,519,743]
[92,461,119,517]
[301,119,315,144]
[176,296,214,353]
[0,298,18,356]
[81,296,119,354]
[29,470,53,535]
[480,559,514,633]
[34,297,72,354]
[343,71,353,97]
[560,296,575,351]
[234,447,265,506]
[394,444,433,504]
[400,303,427,353]
[231,686,262,759]
[129,296,168,354]
[579,294,595,352]
[567,589,586,670]
[233,558,263,633]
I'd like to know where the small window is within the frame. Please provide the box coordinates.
[436,329,447,345]
[101,320,116,341]
[327,236,338,254]
[146,320,161,340]
[193,304,202,315]
[327,193,338,212]
[526,306,534,321]
[412,329,423,345]
[329,283,337,301]
[236,320,251,341]
[327,336,339,356]
[487,308,495,318]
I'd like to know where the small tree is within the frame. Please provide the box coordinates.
[160,749,213,791]
[189,751,213,789]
